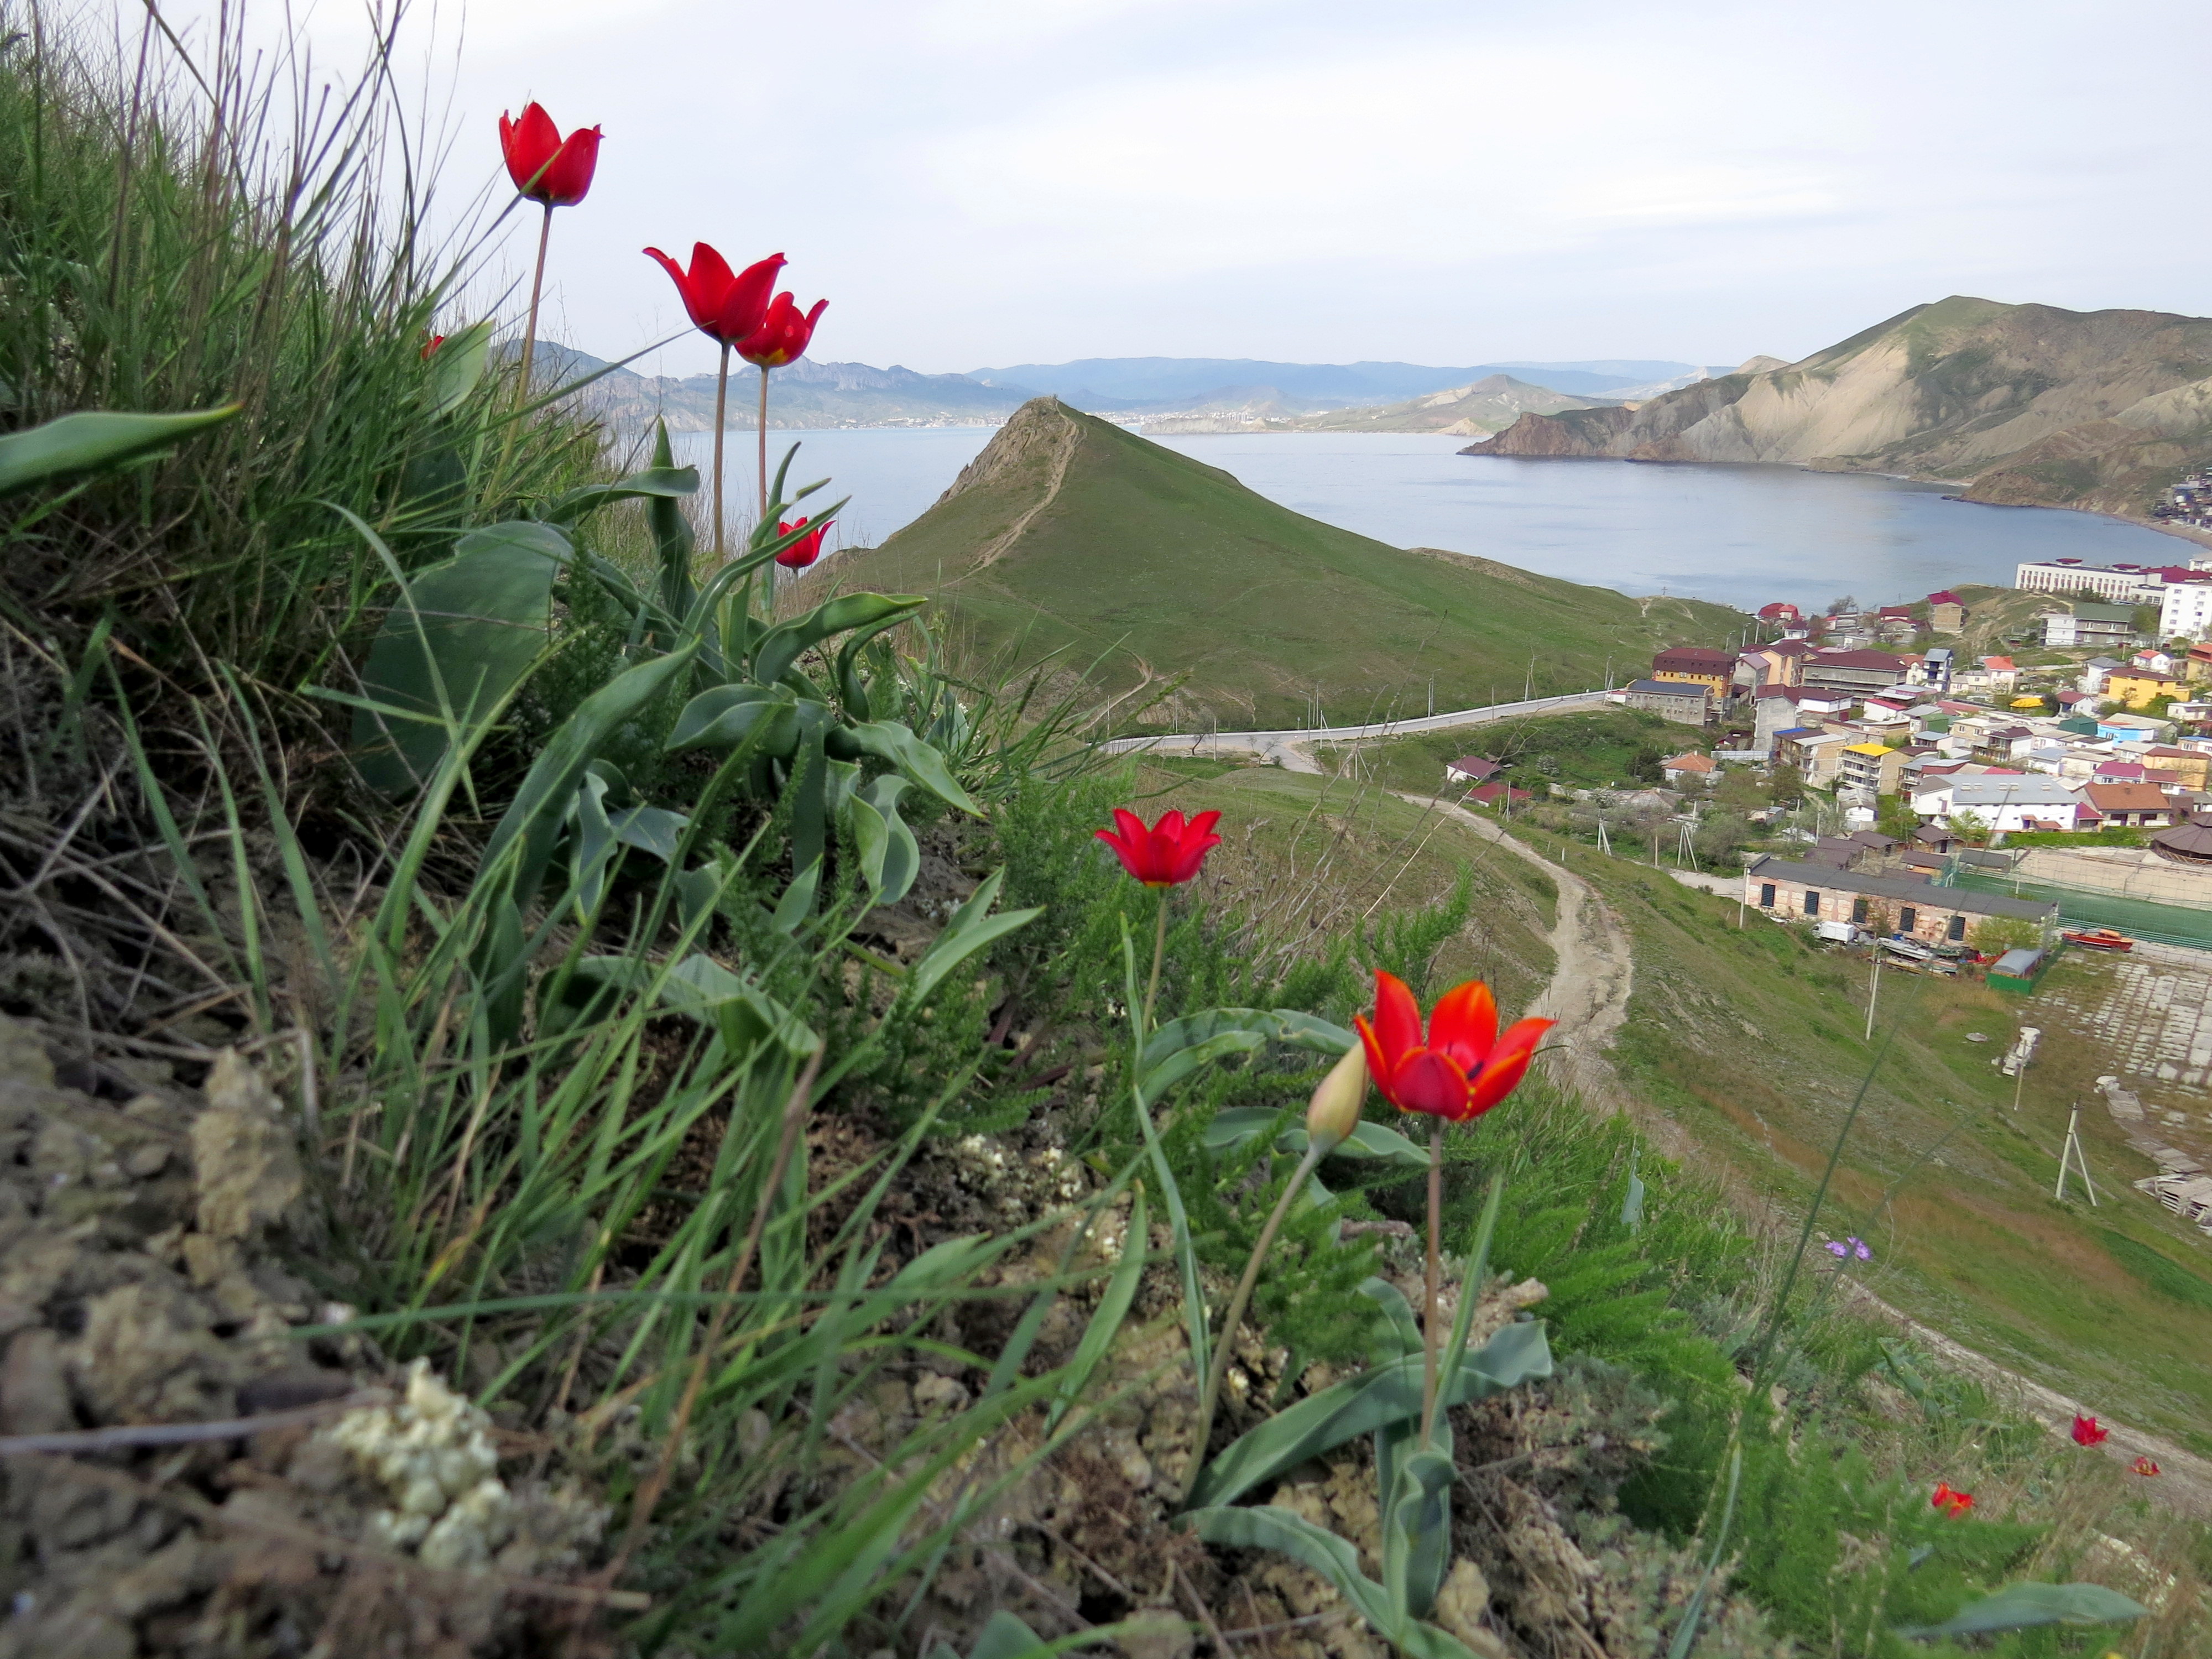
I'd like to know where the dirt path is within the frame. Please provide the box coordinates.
[1393,793,1664,1146]
[1405,802,2212,1515]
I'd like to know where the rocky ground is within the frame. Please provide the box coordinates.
[0,1016,611,1658]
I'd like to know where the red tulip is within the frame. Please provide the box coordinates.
[775,516,830,570]
[1354,972,1554,1123]
[499,102,601,207]
[2071,1414,2108,1447]
[644,244,785,348]
[1095,808,1222,888]
[738,291,828,369]
[421,334,445,359]
[1931,1481,1973,1516]
[2132,1456,2161,1477]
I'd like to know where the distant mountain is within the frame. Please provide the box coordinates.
[532,344,1034,430]
[1464,299,2212,523]
[1141,375,1617,436]
[821,397,1741,732]
[966,356,1697,406]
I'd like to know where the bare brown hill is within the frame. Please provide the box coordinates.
[1466,296,2212,520]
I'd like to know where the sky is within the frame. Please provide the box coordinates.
[143,0,2212,382]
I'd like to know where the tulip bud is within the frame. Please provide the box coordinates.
[1306,1045,1368,1154]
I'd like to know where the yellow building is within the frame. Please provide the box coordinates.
[2143,745,2211,791]
[1837,742,1907,795]
[1650,647,1735,700]
[2105,670,2190,709]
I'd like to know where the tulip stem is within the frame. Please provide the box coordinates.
[1420,1120,1444,1447]
[758,367,773,618]
[517,202,552,408]
[1142,893,1168,1033]
[1182,1141,1325,1506]
[711,342,731,562]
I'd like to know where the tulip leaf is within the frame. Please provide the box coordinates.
[0,405,241,499]
[667,685,798,755]
[1383,1448,1458,1621]
[1141,1009,1355,1102]
[1187,1321,1552,1510]
[836,719,982,817]
[478,639,700,912]
[753,593,927,688]
[904,869,1041,1007]
[1205,1107,1428,1173]
[1896,1582,2147,1639]
[544,463,700,527]
[850,774,921,905]
[1183,1505,1483,1659]
[350,520,570,795]
[425,319,494,417]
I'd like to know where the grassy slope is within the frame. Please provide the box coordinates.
[1495,817,2212,1448]
[832,401,1742,731]
[1128,757,1557,1018]
[1319,707,1698,795]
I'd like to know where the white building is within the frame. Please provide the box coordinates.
[2015,560,2168,602]
[1910,776,2089,832]
[2161,576,2212,641]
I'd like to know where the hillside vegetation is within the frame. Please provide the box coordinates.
[1469,295,2212,520]
[828,398,1743,731]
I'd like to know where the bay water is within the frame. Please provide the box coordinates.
[672,427,2194,612]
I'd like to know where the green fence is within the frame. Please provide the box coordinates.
[1945,870,2212,951]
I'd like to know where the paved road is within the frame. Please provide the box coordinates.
[1098,690,1613,772]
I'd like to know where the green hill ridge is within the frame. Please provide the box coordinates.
[828,398,1742,731]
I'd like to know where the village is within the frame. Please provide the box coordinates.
[1435,564,2212,1239]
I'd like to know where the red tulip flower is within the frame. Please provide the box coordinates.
[644,244,785,348]
[1354,972,1554,1123]
[1931,1481,1973,1517]
[738,291,829,369]
[2072,1414,2109,1447]
[774,517,830,570]
[1095,808,1222,888]
[421,334,445,359]
[2132,1456,2161,1477]
[499,102,601,206]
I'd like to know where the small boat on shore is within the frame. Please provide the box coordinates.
[2061,927,2133,952]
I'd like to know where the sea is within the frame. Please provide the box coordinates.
[668,428,2197,613]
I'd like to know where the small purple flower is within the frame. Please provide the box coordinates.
[1851,1237,1872,1261]
[1825,1240,1848,1258]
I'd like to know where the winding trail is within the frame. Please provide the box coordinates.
[1100,690,1611,770]
[1407,796,2212,1515]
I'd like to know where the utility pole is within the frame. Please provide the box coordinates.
[1864,945,1880,1041]
[2054,1103,2099,1205]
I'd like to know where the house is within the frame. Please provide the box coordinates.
[1912,776,2089,832]
[2133,647,2182,676]
[1618,679,1711,725]
[1467,781,1534,811]
[1445,756,1501,785]
[2105,669,2188,709]
[1911,645,1955,690]
[2083,782,2177,827]
[1927,592,1967,634]
[1764,638,1816,682]
[1775,729,1853,786]
[2098,712,2174,743]
[1801,649,1909,697]
[1650,648,1736,701]
[1953,656,2020,697]
[1837,742,1908,795]
[2141,745,2212,791]
[1914,823,1961,853]
[2081,656,2125,692]
[2012,559,2167,602]
[1751,685,1855,754]
[2188,642,2212,682]
[2043,603,2137,650]
[2091,759,2151,786]
[1660,752,1716,785]
[1757,601,1803,627]
[1742,857,2056,943]
[1804,836,1865,869]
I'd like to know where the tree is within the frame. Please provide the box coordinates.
[1971,916,2042,956]
[1825,594,1860,615]
[1948,809,1992,847]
